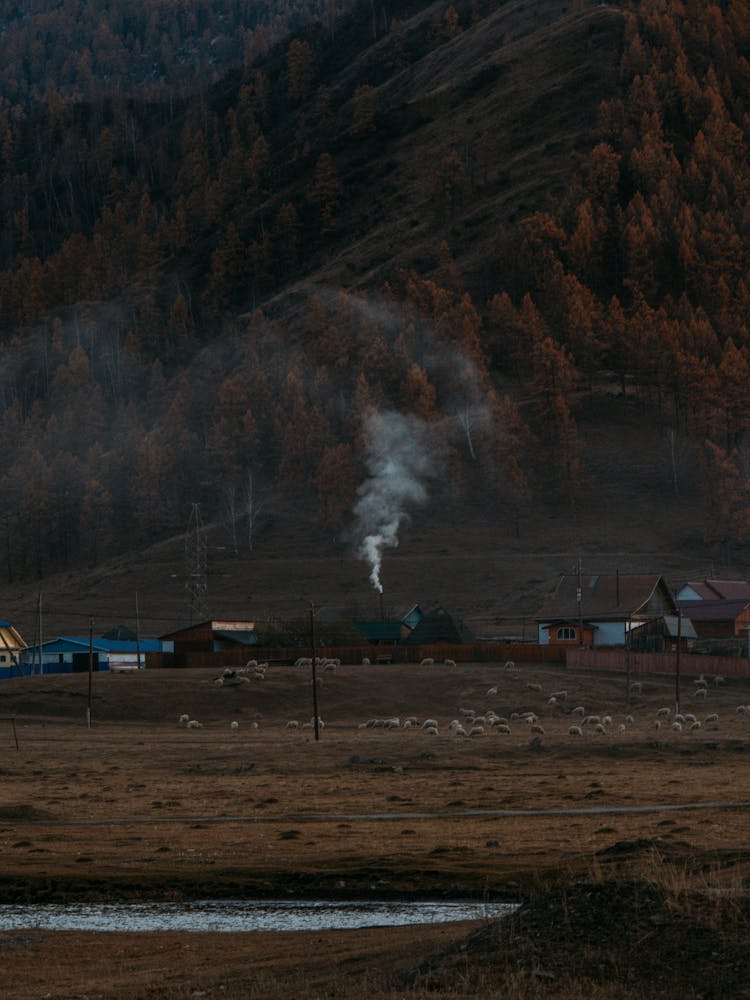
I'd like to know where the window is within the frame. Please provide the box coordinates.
[0,653,6,662]
[556,626,576,641]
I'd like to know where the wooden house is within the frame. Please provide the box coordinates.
[159,620,257,654]
[536,573,678,648]
[0,620,26,678]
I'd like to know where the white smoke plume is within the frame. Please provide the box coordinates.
[353,410,436,593]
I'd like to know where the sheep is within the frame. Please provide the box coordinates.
[689,720,702,731]
[402,719,413,729]
[454,725,467,737]
[213,677,224,687]
[671,721,682,732]
[571,705,585,717]
[504,660,516,670]
[630,681,642,694]
[656,707,670,718]
[683,713,697,724]
[594,723,607,735]
[625,715,634,725]
[486,686,498,696]
[582,715,600,727]
[495,724,511,735]
[550,690,567,701]
[693,687,707,699]
[694,674,707,686]
[249,721,259,729]
[286,720,299,730]
[459,708,475,717]
[420,658,434,666]
[705,713,719,724]
[618,724,626,733]
[713,674,726,685]
[230,720,239,730]
[655,720,661,730]
[526,682,542,692]
[443,658,456,667]
[403,716,418,727]
[469,725,485,737]
[362,657,371,666]
[421,718,438,730]
[601,715,613,726]
[530,724,545,736]
[244,659,258,669]
[295,657,312,668]
[178,713,190,726]
[186,719,203,729]
[547,696,558,707]
[568,725,583,736]
[674,713,685,724]
[736,705,749,714]
[423,725,439,736]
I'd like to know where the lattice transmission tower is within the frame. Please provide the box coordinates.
[185,502,207,624]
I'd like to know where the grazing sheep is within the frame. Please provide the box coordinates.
[594,723,606,735]
[705,713,719,724]
[601,715,612,726]
[572,705,585,717]
[443,658,456,667]
[504,660,516,670]
[178,714,190,726]
[422,718,438,730]
[245,659,258,669]
[495,724,511,735]
[547,696,558,707]
[420,658,434,666]
[568,725,583,736]
[469,725,485,737]
[459,708,475,717]
[402,719,413,729]
[486,686,498,696]
[186,719,203,729]
[530,724,545,736]
[362,657,371,665]
[403,716,418,727]
[736,705,749,714]
[550,690,568,701]
[671,721,682,732]
[693,687,707,699]
[689,720,702,731]
[295,657,312,668]
[625,715,634,725]
[674,713,685,724]
[423,725,439,736]
[631,681,642,694]
[713,674,725,685]
[249,721,259,730]
[656,707,670,718]
[454,725,467,737]
[526,682,542,692]
[618,724,626,733]
[683,713,697,724]
[230,721,239,730]
[582,715,600,727]
[286,720,299,730]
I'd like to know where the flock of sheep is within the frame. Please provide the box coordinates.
[175,659,748,741]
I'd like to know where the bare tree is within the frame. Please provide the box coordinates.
[244,468,264,552]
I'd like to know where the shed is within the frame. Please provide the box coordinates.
[160,620,258,654]
[18,636,166,676]
[677,598,750,638]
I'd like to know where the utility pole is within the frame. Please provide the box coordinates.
[675,608,682,715]
[576,558,583,645]
[135,592,142,671]
[309,603,320,742]
[87,618,94,729]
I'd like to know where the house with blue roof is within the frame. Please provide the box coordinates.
[18,634,170,676]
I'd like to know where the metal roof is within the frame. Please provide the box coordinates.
[683,580,750,601]
[536,574,675,621]
[677,599,750,622]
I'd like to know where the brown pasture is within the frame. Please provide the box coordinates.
[0,662,748,998]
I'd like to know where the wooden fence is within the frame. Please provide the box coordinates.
[144,641,565,670]
[566,647,750,679]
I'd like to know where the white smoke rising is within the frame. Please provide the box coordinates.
[353,410,436,593]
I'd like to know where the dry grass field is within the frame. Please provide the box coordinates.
[0,661,749,998]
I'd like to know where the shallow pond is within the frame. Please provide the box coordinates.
[0,899,518,932]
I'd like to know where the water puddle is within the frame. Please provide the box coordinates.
[0,899,518,932]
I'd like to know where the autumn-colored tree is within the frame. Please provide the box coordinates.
[286,39,315,102]
[351,84,376,137]
[309,153,341,234]
[314,442,360,530]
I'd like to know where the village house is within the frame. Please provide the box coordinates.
[675,579,750,638]
[0,620,26,678]
[536,572,678,648]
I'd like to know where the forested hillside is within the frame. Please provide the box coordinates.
[0,0,749,601]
